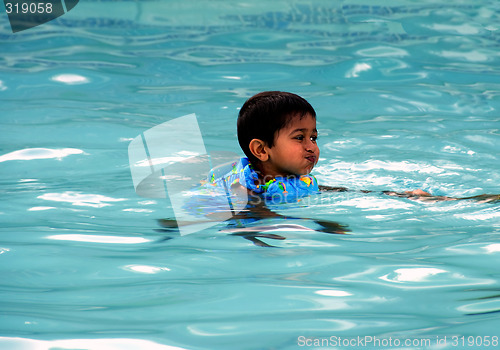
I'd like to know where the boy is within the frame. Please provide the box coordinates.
[159,91,497,245]
[160,91,348,244]
[221,91,322,204]
[220,90,428,202]
[231,91,498,203]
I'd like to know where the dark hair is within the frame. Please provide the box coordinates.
[237,91,316,164]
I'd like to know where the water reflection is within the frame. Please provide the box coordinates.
[46,234,151,244]
[0,148,85,162]
[38,192,126,208]
[0,337,189,350]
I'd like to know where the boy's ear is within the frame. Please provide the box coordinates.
[248,138,269,162]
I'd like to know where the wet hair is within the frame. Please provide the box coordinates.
[237,91,316,164]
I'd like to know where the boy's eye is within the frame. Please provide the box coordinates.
[294,135,318,141]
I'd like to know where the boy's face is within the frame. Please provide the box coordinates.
[264,113,319,177]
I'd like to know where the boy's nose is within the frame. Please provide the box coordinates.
[305,140,317,152]
[305,139,318,151]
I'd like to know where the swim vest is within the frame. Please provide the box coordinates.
[208,157,319,203]
[176,157,319,229]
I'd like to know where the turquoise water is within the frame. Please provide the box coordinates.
[1,1,500,349]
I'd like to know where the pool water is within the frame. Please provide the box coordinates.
[1,1,499,349]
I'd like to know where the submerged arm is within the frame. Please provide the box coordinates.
[319,184,499,203]
[157,183,349,245]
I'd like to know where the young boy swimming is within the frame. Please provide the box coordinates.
[230,91,498,204]
[225,91,321,203]
[219,90,427,202]
[158,91,498,245]
[159,91,348,245]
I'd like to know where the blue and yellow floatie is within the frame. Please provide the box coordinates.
[208,157,319,203]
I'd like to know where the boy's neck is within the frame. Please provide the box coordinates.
[253,161,296,185]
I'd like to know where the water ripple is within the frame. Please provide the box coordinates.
[0,337,189,350]
[0,148,85,162]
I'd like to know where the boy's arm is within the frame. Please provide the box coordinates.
[319,184,499,203]
[318,185,350,192]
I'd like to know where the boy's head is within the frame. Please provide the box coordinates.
[237,91,319,177]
